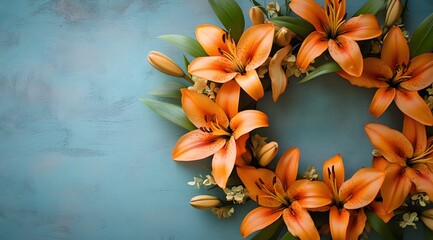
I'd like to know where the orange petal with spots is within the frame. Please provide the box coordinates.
[216,80,240,119]
[181,88,229,128]
[329,206,350,240]
[287,180,333,209]
[381,26,410,68]
[269,45,292,102]
[296,31,329,71]
[212,136,237,188]
[347,208,367,240]
[328,35,363,77]
[400,53,433,91]
[172,130,226,160]
[372,156,389,171]
[369,87,396,117]
[365,123,413,165]
[323,154,345,190]
[381,163,412,213]
[275,147,300,189]
[240,206,283,238]
[238,24,274,71]
[403,115,427,157]
[234,70,264,101]
[339,14,382,40]
[289,0,327,32]
[338,57,392,88]
[195,24,229,56]
[407,164,433,199]
[234,134,251,166]
[188,56,237,83]
[283,201,320,240]
[395,90,433,126]
[230,110,268,139]
[340,168,385,209]
[237,167,283,201]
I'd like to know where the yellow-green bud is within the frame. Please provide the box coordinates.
[275,27,292,47]
[249,6,265,25]
[147,51,184,77]
[190,195,221,210]
[421,208,433,231]
[258,141,278,166]
[385,0,402,27]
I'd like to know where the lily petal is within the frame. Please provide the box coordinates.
[234,70,264,101]
[172,130,226,160]
[287,180,333,209]
[240,206,283,238]
[212,136,236,188]
[381,26,410,68]
[340,168,385,209]
[402,115,427,157]
[195,24,229,56]
[372,156,389,171]
[216,80,240,119]
[235,134,251,166]
[407,164,433,199]
[231,110,268,139]
[369,87,396,117]
[323,154,345,190]
[269,45,292,102]
[188,56,237,83]
[381,163,412,213]
[289,0,327,32]
[237,167,284,201]
[283,201,320,240]
[365,123,413,165]
[329,206,350,240]
[328,35,363,77]
[296,31,328,71]
[347,208,367,240]
[181,88,229,128]
[368,201,395,223]
[400,53,433,91]
[338,14,382,40]
[275,147,300,189]
[338,58,392,88]
[395,90,433,126]
[238,24,275,71]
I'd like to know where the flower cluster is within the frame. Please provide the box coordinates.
[145,0,433,239]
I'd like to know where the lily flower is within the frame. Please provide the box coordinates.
[289,0,382,76]
[188,24,274,101]
[322,154,385,240]
[340,26,433,125]
[365,115,433,213]
[237,148,332,240]
[172,84,268,188]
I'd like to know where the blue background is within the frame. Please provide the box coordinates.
[0,0,432,239]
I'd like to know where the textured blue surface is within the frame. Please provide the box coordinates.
[0,0,432,239]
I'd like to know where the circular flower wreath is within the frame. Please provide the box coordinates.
[145,0,433,239]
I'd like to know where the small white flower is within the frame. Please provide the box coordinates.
[203,175,216,186]
[211,207,235,218]
[188,176,203,189]
[411,193,430,207]
[224,185,248,204]
[399,212,419,229]
[303,166,319,181]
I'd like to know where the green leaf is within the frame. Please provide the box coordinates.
[267,17,314,38]
[251,218,284,240]
[298,62,342,84]
[354,0,386,16]
[208,0,245,42]
[158,34,207,57]
[141,98,195,131]
[365,210,398,240]
[409,12,433,57]
[281,231,299,240]
[149,81,187,99]
[183,54,190,70]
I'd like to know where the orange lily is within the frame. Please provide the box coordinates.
[289,0,382,76]
[340,26,433,125]
[188,24,274,101]
[322,155,385,240]
[365,115,433,213]
[237,148,332,240]
[172,84,268,188]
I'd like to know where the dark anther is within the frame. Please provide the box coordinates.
[221,33,226,43]
[259,178,265,185]
[272,176,277,185]
[327,167,331,179]
[255,181,263,190]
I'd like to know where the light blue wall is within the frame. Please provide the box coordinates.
[0,0,432,239]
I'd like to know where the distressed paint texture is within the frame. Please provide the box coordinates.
[0,0,432,240]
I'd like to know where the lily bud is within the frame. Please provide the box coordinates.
[385,0,402,27]
[258,141,278,166]
[147,51,184,77]
[190,195,221,210]
[249,6,265,25]
[274,27,292,47]
[421,208,433,231]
